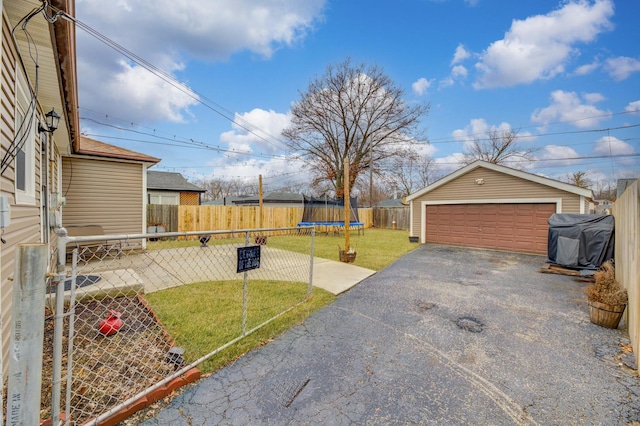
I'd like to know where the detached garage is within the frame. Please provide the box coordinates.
[406,161,594,255]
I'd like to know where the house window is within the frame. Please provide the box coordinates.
[14,72,36,205]
[148,193,179,205]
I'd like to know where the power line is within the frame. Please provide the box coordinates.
[54,7,290,152]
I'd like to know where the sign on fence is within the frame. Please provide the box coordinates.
[237,246,261,273]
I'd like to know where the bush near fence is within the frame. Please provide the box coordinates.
[147,205,374,233]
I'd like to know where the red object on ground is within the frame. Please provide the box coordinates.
[98,310,123,336]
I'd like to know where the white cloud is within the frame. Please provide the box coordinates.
[451,44,471,65]
[452,118,516,148]
[433,153,466,175]
[535,145,581,167]
[605,56,640,81]
[78,59,200,123]
[531,90,611,128]
[438,77,454,89]
[76,0,326,123]
[473,0,614,89]
[583,92,605,104]
[219,109,292,155]
[202,155,305,183]
[451,65,468,79]
[625,100,640,115]
[412,77,434,96]
[593,136,635,166]
[438,65,468,90]
[415,143,438,158]
[464,0,479,6]
[574,60,600,76]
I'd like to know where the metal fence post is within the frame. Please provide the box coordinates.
[242,231,250,335]
[5,244,48,425]
[51,227,69,425]
[308,227,315,297]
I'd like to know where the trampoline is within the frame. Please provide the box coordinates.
[297,195,364,235]
[297,221,365,235]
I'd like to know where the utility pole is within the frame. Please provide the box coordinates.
[258,174,263,229]
[369,144,373,208]
[344,157,350,254]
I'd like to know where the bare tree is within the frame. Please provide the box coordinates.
[282,58,429,198]
[566,171,592,189]
[462,129,535,169]
[415,155,442,188]
[197,177,259,201]
[384,151,441,196]
[592,178,617,200]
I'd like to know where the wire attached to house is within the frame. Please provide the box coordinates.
[0,4,44,175]
[46,4,290,153]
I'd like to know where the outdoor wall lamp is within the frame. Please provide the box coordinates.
[38,108,60,134]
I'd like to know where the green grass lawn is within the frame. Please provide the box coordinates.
[144,228,417,374]
[268,228,416,271]
[144,280,334,374]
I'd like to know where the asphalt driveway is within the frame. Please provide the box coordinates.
[142,244,639,425]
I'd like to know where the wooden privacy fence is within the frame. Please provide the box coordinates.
[148,204,179,232]
[612,178,640,368]
[147,205,373,233]
[373,207,410,230]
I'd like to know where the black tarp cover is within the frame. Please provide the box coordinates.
[547,214,614,270]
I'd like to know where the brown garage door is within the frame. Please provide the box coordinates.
[425,203,556,254]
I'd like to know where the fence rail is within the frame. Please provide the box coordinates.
[147,205,374,233]
[45,226,315,425]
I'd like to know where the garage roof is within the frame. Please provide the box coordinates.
[406,160,593,201]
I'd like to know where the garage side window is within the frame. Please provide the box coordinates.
[15,71,36,205]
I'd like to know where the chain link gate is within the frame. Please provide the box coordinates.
[45,226,314,425]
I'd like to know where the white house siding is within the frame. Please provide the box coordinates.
[62,156,145,235]
[0,13,50,376]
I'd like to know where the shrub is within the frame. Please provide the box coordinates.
[585,261,628,305]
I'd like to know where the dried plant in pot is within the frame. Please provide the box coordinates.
[584,261,628,329]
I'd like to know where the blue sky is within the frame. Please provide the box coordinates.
[75,0,639,195]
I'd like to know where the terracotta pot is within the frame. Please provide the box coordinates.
[588,300,626,329]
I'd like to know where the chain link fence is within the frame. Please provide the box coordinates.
[43,226,314,425]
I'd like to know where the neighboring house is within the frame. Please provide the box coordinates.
[202,195,251,206]
[62,137,160,235]
[406,160,594,255]
[594,199,613,215]
[376,198,407,208]
[1,0,78,374]
[617,178,638,200]
[1,0,161,375]
[205,192,304,208]
[147,171,206,205]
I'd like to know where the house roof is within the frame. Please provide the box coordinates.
[6,0,79,154]
[617,178,638,199]
[376,199,407,207]
[77,137,161,164]
[147,171,206,193]
[205,192,304,206]
[202,196,251,206]
[406,160,594,201]
[230,192,304,205]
